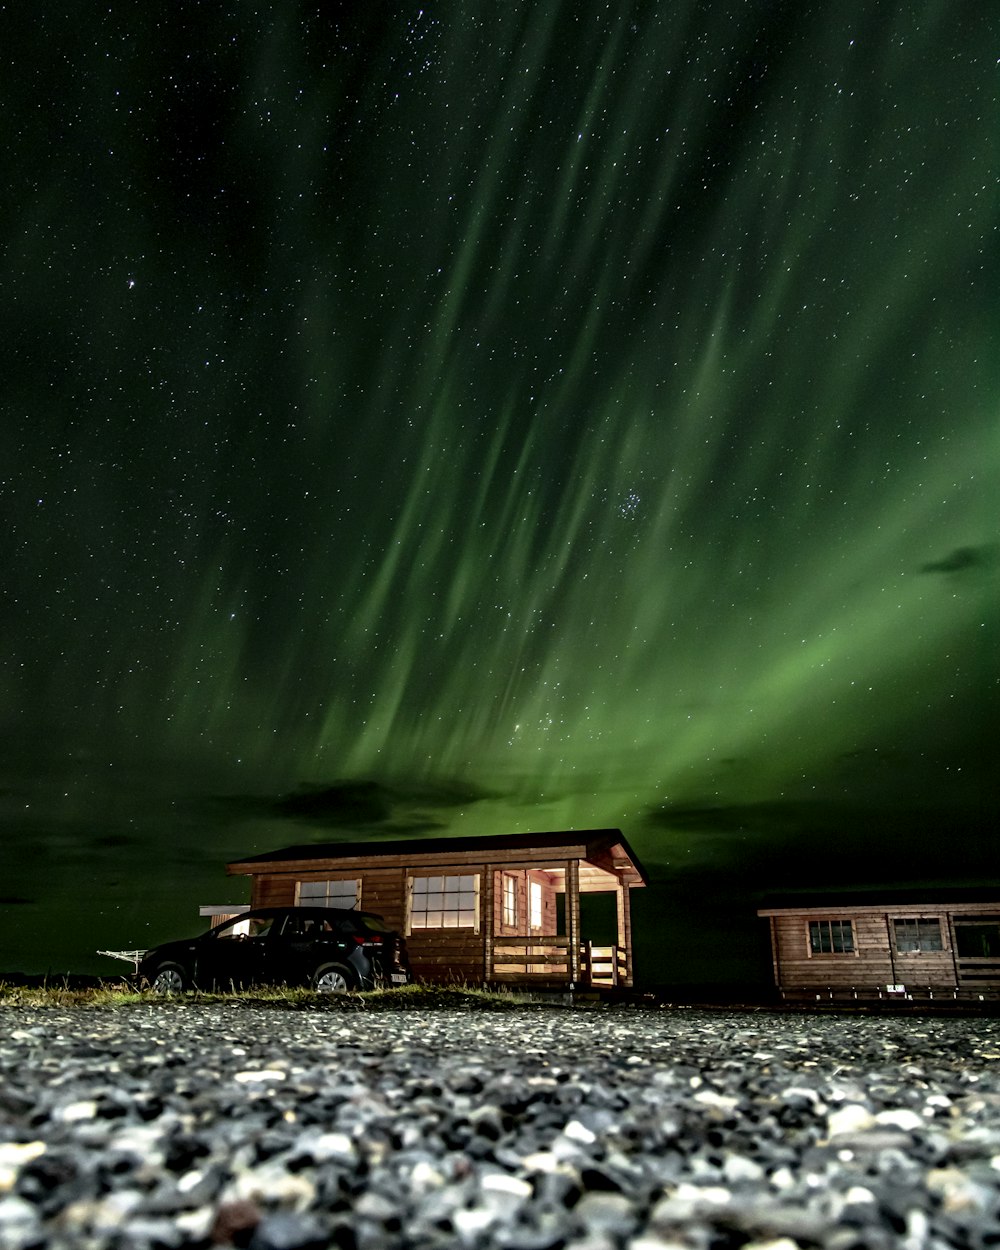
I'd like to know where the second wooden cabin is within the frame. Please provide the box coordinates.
[758,889,1000,1001]
[226,828,647,990]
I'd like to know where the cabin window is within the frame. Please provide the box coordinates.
[955,922,1000,959]
[502,875,518,927]
[408,874,479,931]
[296,879,360,909]
[893,918,943,952]
[529,880,543,930]
[808,919,854,954]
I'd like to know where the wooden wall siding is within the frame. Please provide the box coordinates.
[253,876,297,908]
[406,931,484,985]
[354,869,405,925]
[766,906,1000,993]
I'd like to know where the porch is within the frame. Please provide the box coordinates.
[483,852,638,988]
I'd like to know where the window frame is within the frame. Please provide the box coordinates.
[892,916,944,954]
[406,873,480,935]
[529,879,543,931]
[295,878,361,909]
[502,874,518,928]
[807,918,856,956]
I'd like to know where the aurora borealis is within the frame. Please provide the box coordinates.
[2,3,997,984]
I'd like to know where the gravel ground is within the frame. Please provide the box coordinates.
[1,1005,999,1250]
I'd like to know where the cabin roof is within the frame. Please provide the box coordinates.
[228,827,648,886]
[758,885,1000,915]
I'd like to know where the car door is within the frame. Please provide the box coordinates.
[270,911,336,984]
[197,915,274,988]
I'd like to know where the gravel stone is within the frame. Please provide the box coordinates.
[1,1005,999,1248]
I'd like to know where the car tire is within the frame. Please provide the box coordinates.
[150,963,188,993]
[311,963,354,994]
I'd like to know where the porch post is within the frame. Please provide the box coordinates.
[567,859,581,984]
[616,877,633,987]
[482,865,494,984]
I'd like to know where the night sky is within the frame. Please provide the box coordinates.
[2,3,997,987]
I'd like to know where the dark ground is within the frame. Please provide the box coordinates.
[1,1004,999,1248]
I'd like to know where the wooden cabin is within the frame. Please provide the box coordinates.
[758,890,1000,1002]
[226,829,647,989]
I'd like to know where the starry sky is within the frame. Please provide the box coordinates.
[2,2,997,986]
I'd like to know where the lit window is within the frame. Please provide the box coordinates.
[297,879,360,908]
[410,874,479,930]
[529,880,543,930]
[502,875,517,927]
[893,918,943,952]
[809,919,854,954]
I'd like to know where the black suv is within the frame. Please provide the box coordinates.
[138,907,411,993]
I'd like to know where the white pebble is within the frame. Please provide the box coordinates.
[827,1104,875,1136]
[723,1154,765,1183]
[0,1196,40,1229]
[233,1069,286,1083]
[875,1108,923,1131]
[57,1100,98,1122]
[480,1172,533,1199]
[694,1090,739,1110]
[311,1132,356,1163]
[563,1119,597,1144]
[0,1142,46,1195]
[409,1160,445,1192]
[741,1240,801,1250]
[453,1207,496,1236]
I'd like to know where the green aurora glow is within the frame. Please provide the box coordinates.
[1,2,997,981]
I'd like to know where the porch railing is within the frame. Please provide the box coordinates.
[491,938,629,986]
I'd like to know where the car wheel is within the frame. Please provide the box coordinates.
[150,963,188,993]
[311,963,353,994]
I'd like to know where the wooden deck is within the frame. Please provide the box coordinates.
[490,938,628,987]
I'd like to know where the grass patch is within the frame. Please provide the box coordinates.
[0,979,540,1010]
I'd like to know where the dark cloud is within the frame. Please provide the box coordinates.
[919,544,999,575]
[273,781,394,825]
[209,777,498,832]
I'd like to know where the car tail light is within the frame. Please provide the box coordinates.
[352,934,382,945]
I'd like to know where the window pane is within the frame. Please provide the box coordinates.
[810,919,852,954]
[298,879,358,907]
[409,874,478,929]
[893,917,942,952]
